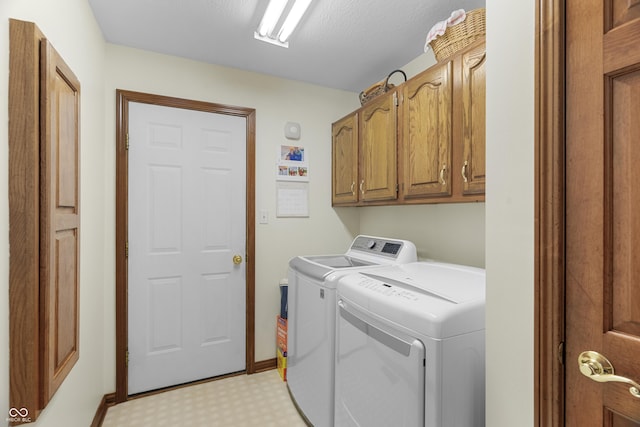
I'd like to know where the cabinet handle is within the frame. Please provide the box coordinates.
[440,164,447,186]
[350,182,355,195]
[359,180,365,195]
[461,161,469,183]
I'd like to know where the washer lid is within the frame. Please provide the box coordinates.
[288,235,417,281]
[304,254,373,268]
[288,254,377,282]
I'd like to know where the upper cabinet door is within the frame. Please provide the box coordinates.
[461,42,486,195]
[401,60,453,199]
[359,91,398,202]
[332,113,359,205]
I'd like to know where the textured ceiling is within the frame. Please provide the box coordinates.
[88,0,485,92]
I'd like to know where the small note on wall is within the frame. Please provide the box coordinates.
[276,181,309,217]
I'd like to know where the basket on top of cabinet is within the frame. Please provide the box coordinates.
[429,8,486,62]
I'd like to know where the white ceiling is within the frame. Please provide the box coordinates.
[88,0,485,92]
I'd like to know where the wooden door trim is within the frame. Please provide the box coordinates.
[535,0,565,425]
[115,90,256,403]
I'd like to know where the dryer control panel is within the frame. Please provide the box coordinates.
[356,277,420,301]
[348,235,416,262]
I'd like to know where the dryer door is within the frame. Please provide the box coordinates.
[335,298,425,427]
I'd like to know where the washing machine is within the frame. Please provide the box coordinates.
[287,235,417,427]
[332,261,486,427]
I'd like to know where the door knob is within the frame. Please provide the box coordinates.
[578,351,640,398]
[232,255,243,265]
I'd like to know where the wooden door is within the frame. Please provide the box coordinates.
[359,91,398,202]
[127,102,247,394]
[39,38,81,406]
[401,60,452,199]
[332,113,359,205]
[565,0,640,423]
[460,42,486,195]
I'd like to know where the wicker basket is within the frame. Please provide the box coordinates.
[430,8,485,62]
[359,69,407,106]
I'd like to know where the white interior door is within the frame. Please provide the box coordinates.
[127,101,246,394]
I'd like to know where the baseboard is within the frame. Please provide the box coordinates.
[90,393,116,427]
[254,357,277,373]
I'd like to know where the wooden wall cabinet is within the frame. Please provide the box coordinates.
[9,19,81,420]
[460,41,487,195]
[400,60,453,199]
[359,90,398,202]
[332,89,399,206]
[331,39,486,207]
[332,113,359,205]
[400,39,486,204]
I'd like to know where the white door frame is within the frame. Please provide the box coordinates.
[115,90,256,403]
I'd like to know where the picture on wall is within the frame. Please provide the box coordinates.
[277,145,309,181]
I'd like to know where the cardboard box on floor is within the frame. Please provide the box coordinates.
[277,347,287,381]
[276,315,287,381]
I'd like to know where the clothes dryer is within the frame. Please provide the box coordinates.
[333,261,486,427]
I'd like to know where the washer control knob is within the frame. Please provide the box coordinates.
[366,239,376,249]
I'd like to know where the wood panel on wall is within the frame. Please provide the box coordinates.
[39,38,81,406]
[8,19,81,422]
[8,18,43,422]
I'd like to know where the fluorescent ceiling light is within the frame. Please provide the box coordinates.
[277,0,312,43]
[256,0,287,38]
[254,0,312,48]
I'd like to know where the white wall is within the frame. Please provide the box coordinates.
[102,45,360,371]
[485,1,535,426]
[0,0,108,426]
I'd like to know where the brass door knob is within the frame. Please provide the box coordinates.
[232,255,243,265]
[578,351,640,398]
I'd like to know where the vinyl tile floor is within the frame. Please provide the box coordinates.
[102,370,308,427]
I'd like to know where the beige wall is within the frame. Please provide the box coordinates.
[485,1,535,425]
[358,203,485,267]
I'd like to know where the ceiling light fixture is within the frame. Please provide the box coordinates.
[254,0,312,48]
